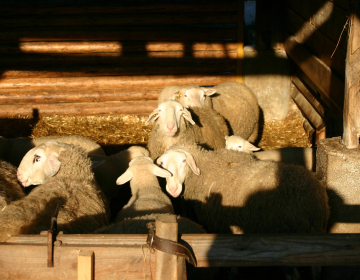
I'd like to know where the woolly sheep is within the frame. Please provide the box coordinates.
[146,99,229,160]
[114,155,174,222]
[0,135,105,167]
[0,160,25,209]
[0,141,109,242]
[225,135,316,171]
[156,143,329,235]
[157,82,259,142]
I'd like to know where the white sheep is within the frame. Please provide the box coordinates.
[0,160,25,209]
[0,141,110,242]
[225,135,316,171]
[114,155,174,222]
[157,82,259,142]
[146,99,229,160]
[156,143,329,235]
[0,135,105,167]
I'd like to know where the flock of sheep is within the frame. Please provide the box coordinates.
[0,81,331,279]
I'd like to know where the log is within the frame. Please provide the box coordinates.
[0,41,238,54]
[0,75,236,91]
[0,12,237,27]
[285,35,344,114]
[0,100,158,117]
[0,27,237,42]
[235,0,244,83]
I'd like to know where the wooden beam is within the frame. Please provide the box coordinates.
[78,250,94,280]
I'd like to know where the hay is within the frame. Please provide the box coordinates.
[0,99,310,155]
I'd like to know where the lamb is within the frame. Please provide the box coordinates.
[146,99,229,160]
[114,155,174,222]
[0,160,25,209]
[157,82,259,142]
[0,141,109,242]
[156,143,329,235]
[225,135,316,171]
[0,135,105,167]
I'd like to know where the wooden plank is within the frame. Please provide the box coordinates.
[0,42,238,54]
[0,100,158,117]
[0,75,236,91]
[0,12,237,27]
[291,75,325,117]
[285,7,346,78]
[284,35,344,115]
[0,2,238,15]
[0,27,237,42]
[235,0,244,83]
[78,250,94,280]
[330,0,350,12]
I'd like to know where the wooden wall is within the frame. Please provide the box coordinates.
[284,0,348,141]
[0,1,240,117]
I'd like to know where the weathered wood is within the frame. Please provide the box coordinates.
[0,100,158,117]
[0,75,235,91]
[0,88,161,104]
[291,75,325,117]
[0,2,238,15]
[285,7,346,78]
[303,119,316,144]
[0,12,237,27]
[315,123,327,145]
[0,27,237,42]
[291,83,325,129]
[0,42,238,54]
[235,0,244,83]
[78,250,94,280]
[285,35,344,115]
[343,0,360,148]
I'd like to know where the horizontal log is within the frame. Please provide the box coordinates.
[0,2,238,15]
[5,233,360,269]
[284,35,344,115]
[0,88,162,104]
[0,62,236,79]
[0,12,237,27]
[285,7,346,78]
[0,51,238,65]
[0,75,236,90]
[0,100,158,117]
[0,26,237,42]
[0,41,238,54]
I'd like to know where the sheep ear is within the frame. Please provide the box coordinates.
[44,153,61,177]
[245,142,261,152]
[182,108,195,125]
[153,165,172,178]
[203,88,217,96]
[185,153,200,175]
[91,160,105,169]
[116,169,133,185]
[225,135,229,140]
[145,108,160,125]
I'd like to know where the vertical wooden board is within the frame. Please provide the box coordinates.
[236,0,244,83]
[78,250,94,280]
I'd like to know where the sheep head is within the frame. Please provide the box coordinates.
[156,147,200,198]
[145,99,195,136]
[173,86,216,108]
[17,141,67,187]
[225,135,260,153]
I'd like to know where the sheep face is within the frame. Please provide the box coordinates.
[17,141,66,187]
[157,148,200,198]
[225,135,260,153]
[176,87,216,108]
[145,99,195,136]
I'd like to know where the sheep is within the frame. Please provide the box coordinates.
[156,143,329,235]
[146,99,229,160]
[0,160,25,209]
[157,82,259,142]
[0,135,105,167]
[114,155,174,222]
[0,141,109,242]
[225,135,316,171]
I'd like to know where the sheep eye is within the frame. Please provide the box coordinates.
[33,155,41,163]
[238,146,242,149]
[159,161,163,166]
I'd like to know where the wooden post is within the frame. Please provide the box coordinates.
[236,0,244,83]
[155,215,186,280]
[78,250,94,280]
[343,0,360,148]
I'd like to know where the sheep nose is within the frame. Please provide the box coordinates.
[167,123,175,130]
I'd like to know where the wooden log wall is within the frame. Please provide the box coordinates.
[284,0,349,141]
[0,1,240,117]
